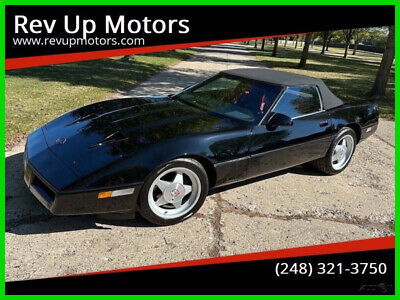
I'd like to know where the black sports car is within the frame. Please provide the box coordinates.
[24,68,379,225]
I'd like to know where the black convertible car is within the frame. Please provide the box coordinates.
[24,68,378,225]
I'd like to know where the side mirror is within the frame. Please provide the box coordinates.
[265,112,293,129]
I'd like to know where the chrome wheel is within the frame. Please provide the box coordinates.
[331,134,355,171]
[148,167,201,219]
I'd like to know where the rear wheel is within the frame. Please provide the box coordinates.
[310,127,356,175]
[139,158,208,225]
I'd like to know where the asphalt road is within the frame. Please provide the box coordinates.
[5,43,395,281]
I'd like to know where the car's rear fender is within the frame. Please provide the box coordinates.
[329,103,378,142]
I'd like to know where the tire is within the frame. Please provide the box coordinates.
[138,158,209,225]
[310,127,357,175]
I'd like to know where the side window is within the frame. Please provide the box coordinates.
[272,86,322,118]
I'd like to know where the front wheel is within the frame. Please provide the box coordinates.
[138,158,209,225]
[310,127,357,175]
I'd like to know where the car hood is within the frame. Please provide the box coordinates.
[42,96,242,179]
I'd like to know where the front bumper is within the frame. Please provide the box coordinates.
[23,142,141,216]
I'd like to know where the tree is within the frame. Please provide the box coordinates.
[352,30,361,55]
[325,34,333,51]
[284,36,288,47]
[298,33,313,68]
[318,31,335,54]
[294,35,299,49]
[342,29,355,58]
[272,38,279,57]
[318,31,332,54]
[352,28,369,55]
[320,31,332,54]
[261,39,266,51]
[254,39,258,48]
[367,27,390,48]
[322,31,338,52]
[368,26,395,99]
[311,35,316,48]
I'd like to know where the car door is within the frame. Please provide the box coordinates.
[247,85,334,178]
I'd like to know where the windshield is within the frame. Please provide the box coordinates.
[174,74,283,123]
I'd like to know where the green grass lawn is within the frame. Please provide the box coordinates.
[5,49,194,148]
[310,44,383,60]
[270,40,384,60]
[249,43,395,119]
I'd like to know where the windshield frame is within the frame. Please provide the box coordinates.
[171,73,285,124]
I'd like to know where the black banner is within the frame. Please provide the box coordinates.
[5,5,395,59]
[6,249,395,295]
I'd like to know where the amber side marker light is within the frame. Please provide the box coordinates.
[98,188,135,199]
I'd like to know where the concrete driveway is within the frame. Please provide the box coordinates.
[5,43,395,281]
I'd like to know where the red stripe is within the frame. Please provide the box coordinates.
[5,33,301,70]
[66,236,394,278]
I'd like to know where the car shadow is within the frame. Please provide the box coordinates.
[5,151,324,236]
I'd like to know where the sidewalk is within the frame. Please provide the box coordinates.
[115,43,263,97]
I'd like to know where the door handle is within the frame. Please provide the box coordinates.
[319,120,329,127]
